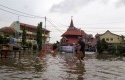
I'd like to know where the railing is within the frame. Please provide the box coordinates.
[0,44,21,59]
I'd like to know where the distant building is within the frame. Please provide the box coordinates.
[61,18,83,45]
[99,30,123,44]
[0,27,15,38]
[61,18,95,51]
[0,21,50,45]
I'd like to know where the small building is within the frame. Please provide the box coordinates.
[0,27,15,38]
[99,30,123,44]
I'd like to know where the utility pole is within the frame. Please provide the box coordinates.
[15,16,20,45]
[44,16,46,44]
[45,16,46,29]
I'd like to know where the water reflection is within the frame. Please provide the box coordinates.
[60,52,86,80]
[64,62,85,80]
[0,51,125,80]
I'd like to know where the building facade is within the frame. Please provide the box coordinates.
[61,19,83,45]
[0,21,50,45]
[61,19,95,51]
[99,30,123,44]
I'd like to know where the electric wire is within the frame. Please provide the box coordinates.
[47,19,63,33]
[0,4,44,18]
[0,4,125,34]
[0,7,38,18]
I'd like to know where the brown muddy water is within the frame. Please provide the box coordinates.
[0,51,125,80]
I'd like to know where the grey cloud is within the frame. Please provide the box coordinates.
[100,0,109,5]
[50,0,94,13]
[116,0,125,7]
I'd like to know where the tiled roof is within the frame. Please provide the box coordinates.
[100,30,121,37]
[62,29,83,36]
[0,27,15,33]
[20,23,50,32]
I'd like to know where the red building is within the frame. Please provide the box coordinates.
[61,19,82,45]
[61,19,96,51]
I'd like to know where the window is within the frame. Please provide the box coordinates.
[110,38,113,41]
[106,38,109,41]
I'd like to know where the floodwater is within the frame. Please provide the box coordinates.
[0,51,125,80]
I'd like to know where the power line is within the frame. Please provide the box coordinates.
[47,19,63,33]
[0,4,63,33]
[0,4,125,34]
[0,7,38,18]
[0,4,44,18]
[47,18,68,27]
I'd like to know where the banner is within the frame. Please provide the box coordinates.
[61,46,74,52]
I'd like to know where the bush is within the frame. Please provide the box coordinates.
[108,45,116,54]
[97,39,108,54]
[3,37,9,44]
[33,44,37,50]
[0,34,3,44]
[26,42,32,49]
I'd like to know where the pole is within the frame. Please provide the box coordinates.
[45,16,46,29]
[43,17,46,52]
[44,16,46,44]
[16,16,19,44]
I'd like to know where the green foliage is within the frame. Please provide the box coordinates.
[33,44,37,50]
[97,39,108,54]
[0,34,9,44]
[28,42,32,49]
[0,34,3,44]
[120,35,125,42]
[108,45,116,54]
[3,37,9,44]
[22,26,27,46]
[25,42,32,49]
[117,45,123,54]
[36,22,42,51]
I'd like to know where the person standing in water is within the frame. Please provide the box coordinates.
[77,37,85,61]
[52,41,60,56]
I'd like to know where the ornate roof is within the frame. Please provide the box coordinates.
[69,18,74,28]
[62,29,83,36]
[62,18,83,36]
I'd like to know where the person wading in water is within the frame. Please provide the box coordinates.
[52,41,59,56]
[75,37,85,62]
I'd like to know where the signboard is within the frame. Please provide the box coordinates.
[61,46,74,52]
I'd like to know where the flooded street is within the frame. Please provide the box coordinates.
[0,51,125,80]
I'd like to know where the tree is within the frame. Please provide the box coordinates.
[36,22,42,51]
[0,34,3,44]
[97,39,108,53]
[22,26,26,46]
[101,39,108,49]
[3,37,9,44]
[121,35,125,42]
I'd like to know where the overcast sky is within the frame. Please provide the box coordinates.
[0,0,125,43]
